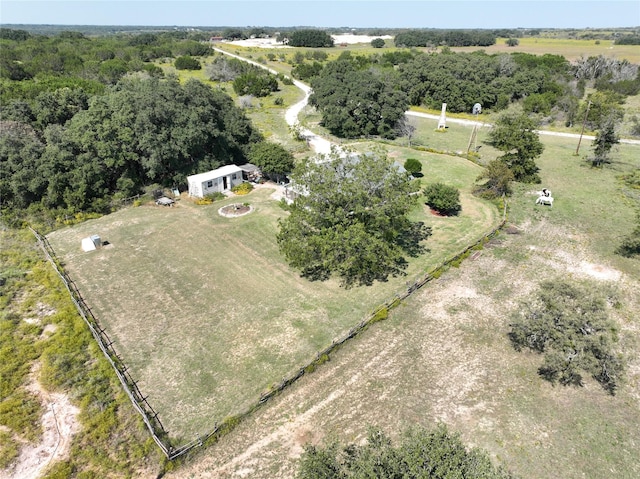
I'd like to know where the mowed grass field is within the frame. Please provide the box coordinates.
[46,153,501,443]
[454,37,640,63]
[167,134,640,479]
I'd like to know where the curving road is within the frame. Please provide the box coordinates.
[213,47,640,149]
[212,47,336,156]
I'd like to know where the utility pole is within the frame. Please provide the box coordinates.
[575,100,591,155]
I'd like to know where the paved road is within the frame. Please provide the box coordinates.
[213,47,640,148]
[406,111,640,145]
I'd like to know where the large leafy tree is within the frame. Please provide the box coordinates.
[0,121,46,208]
[310,60,408,139]
[297,425,514,479]
[277,149,431,288]
[487,110,544,183]
[248,142,294,182]
[509,280,625,394]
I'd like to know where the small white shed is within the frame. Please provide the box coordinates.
[81,235,101,252]
[187,165,244,198]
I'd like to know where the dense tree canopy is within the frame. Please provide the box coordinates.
[309,59,408,139]
[488,110,544,183]
[277,149,430,287]
[297,425,514,479]
[394,29,496,48]
[0,77,261,213]
[248,142,294,181]
[0,28,216,91]
[509,280,625,394]
[291,61,324,81]
[397,51,565,113]
[232,72,278,97]
[288,30,334,48]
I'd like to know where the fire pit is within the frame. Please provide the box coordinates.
[218,203,253,217]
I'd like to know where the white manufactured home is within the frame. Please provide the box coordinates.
[187,165,244,198]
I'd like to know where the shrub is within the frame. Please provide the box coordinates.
[370,307,388,323]
[509,280,625,394]
[194,192,225,205]
[174,56,201,70]
[615,212,640,257]
[233,72,278,97]
[231,182,253,195]
[403,158,422,175]
[371,38,385,48]
[630,115,640,137]
[297,425,514,479]
[424,182,461,216]
[473,159,514,199]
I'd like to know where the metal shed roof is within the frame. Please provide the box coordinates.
[187,164,243,184]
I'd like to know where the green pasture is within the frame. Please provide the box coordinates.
[449,37,640,63]
[46,159,501,442]
[168,133,640,479]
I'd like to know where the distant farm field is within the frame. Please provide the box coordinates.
[452,37,640,63]
[46,156,500,443]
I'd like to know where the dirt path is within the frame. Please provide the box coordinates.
[0,365,80,479]
[212,47,343,157]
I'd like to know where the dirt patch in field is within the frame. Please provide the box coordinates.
[1,364,80,479]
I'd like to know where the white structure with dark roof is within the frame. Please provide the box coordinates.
[187,165,243,198]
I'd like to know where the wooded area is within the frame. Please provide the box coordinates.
[2,26,639,223]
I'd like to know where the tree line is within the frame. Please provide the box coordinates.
[394,29,497,47]
[0,28,211,85]
[300,48,638,137]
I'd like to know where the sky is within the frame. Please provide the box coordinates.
[1,0,639,29]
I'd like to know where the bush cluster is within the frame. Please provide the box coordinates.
[424,183,462,216]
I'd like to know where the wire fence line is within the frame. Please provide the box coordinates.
[29,227,177,458]
[30,201,507,461]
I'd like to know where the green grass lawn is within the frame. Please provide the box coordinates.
[166,132,640,479]
[46,164,501,443]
